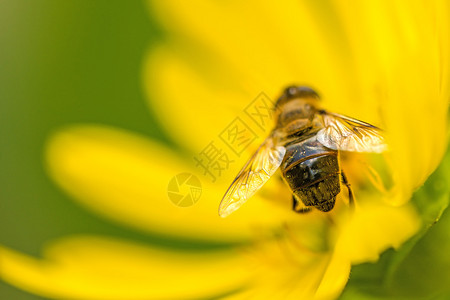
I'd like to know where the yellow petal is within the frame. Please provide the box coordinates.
[45,125,296,243]
[0,236,254,299]
[144,0,361,152]
[315,250,351,300]
[237,239,350,300]
[144,45,251,152]
[147,0,356,96]
[145,0,450,207]
[332,0,450,203]
[333,200,421,264]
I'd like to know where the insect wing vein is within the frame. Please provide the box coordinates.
[218,138,286,217]
[317,111,387,153]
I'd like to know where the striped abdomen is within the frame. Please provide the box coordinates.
[280,136,340,212]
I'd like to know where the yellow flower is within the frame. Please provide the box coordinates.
[1,1,448,299]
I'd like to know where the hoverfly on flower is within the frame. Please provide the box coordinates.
[220,86,386,217]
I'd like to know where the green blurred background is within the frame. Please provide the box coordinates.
[0,1,167,298]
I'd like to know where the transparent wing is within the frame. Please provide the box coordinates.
[218,138,286,218]
[316,111,387,153]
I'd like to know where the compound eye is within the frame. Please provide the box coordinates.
[283,86,320,100]
[284,86,299,99]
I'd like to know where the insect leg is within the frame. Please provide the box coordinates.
[341,171,354,207]
[292,195,312,213]
[297,207,313,213]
